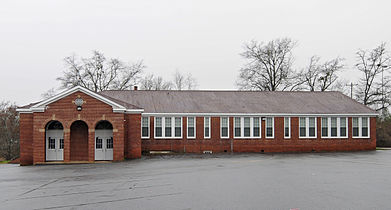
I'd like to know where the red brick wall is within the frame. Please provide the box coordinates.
[141,116,376,153]
[19,113,33,166]
[126,114,141,159]
[23,91,128,165]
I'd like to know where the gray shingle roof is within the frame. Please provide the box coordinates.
[99,90,377,115]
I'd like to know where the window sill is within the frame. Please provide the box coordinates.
[321,137,349,139]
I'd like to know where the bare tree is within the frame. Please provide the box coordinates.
[57,50,145,92]
[173,70,198,90]
[298,56,344,91]
[140,74,173,90]
[237,38,296,91]
[0,102,19,160]
[41,88,60,99]
[355,43,391,111]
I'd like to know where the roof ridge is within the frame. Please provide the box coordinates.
[100,90,342,93]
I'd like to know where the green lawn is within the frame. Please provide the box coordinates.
[376,147,391,150]
[0,160,10,164]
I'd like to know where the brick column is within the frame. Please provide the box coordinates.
[113,130,124,161]
[128,114,141,159]
[63,129,71,162]
[33,125,45,164]
[88,129,95,161]
[370,117,377,149]
[19,113,33,166]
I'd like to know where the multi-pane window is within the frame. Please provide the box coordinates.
[309,117,316,137]
[284,117,290,138]
[321,118,328,137]
[253,117,260,137]
[340,118,347,137]
[165,117,172,137]
[244,117,251,137]
[95,138,102,149]
[331,117,337,137]
[204,117,211,138]
[362,117,368,137]
[299,117,316,138]
[59,139,64,149]
[352,117,370,138]
[155,117,182,138]
[187,117,196,138]
[106,137,113,149]
[175,117,182,137]
[266,117,273,138]
[48,137,55,149]
[352,117,359,137]
[234,117,241,137]
[321,117,348,138]
[155,117,163,137]
[233,117,261,138]
[141,117,149,138]
[299,117,306,137]
[221,117,229,138]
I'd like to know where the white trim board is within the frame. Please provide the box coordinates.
[141,113,378,117]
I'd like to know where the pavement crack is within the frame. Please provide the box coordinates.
[12,190,102,201]
[18,179,59,196]
[34,192,183,209]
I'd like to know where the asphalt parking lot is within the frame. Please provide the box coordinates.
[1,151,391,210]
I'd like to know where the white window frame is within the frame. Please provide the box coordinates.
[220,117,230,139]
[320,117,348,139]
[253,117,261,138]
[233,117,262,139]
[352,117,370,138]
[141,116,150,139]
[187,117,196,139]
[284,117,291,139]
[265,117,274,139]
[154,116,182,139]
[204,117,211,139]
[174,117,182,138]
[299,117,317,139]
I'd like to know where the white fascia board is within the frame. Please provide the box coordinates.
[29,86,126,112]
[141,113,379,117]
[113,108,144,113]
[15,108,33,113]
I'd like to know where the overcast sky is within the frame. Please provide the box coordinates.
[1,0,390,105]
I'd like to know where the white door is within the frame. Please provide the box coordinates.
[46,130,64,161]
[95,130,113,160]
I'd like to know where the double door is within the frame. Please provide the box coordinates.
[95,130,113,160]
[46,130,64,161]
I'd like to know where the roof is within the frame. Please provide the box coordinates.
[99,90,378,115]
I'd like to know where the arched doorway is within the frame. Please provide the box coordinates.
[95,120,113,160]
[70,120,89,161]
[45,121,64,161]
